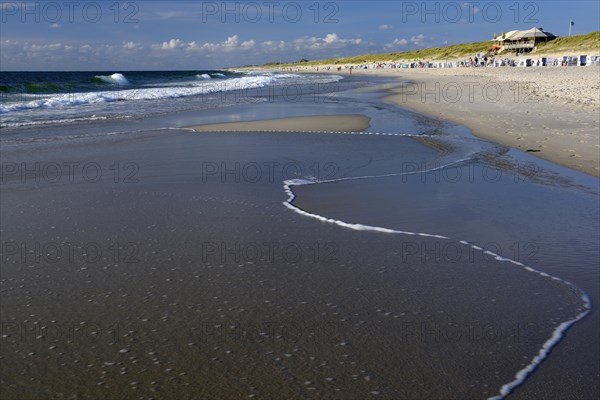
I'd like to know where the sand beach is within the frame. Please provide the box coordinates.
[291,65,600,177]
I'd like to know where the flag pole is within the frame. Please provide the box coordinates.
[569,20,572,36]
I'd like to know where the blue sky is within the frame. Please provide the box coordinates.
[1,1,599,70]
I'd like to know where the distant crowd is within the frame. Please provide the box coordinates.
[278,53,600,72]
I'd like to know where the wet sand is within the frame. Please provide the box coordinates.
[188,114,371,132]
[1,77,598,399]
[1,127,596,399]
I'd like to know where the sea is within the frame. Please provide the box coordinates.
[0,70,344,130]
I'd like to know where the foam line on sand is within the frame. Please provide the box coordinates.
[279,133,591,399]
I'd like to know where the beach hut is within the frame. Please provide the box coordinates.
[588,56,600,66]
[495,28,557,53]
[559,56,578,66]
[510,28,556,50]
[512,27,555,40]
[493,30,519,43]
[517,59,533,67]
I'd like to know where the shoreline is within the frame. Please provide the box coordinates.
[290,67,600,177]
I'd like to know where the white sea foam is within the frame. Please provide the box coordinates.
[0,76,272,114]
[489,305,590,400]
[0,73,343,115]
[278,129,592,400]
[196,74,212,80]
[95,73,130,85]
[0,114,113,128]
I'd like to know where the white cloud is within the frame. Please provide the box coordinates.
[385,38,409,49]
[156,11,188,19]
[1,32,374,70]
[150,33,367,57]
[240,40,255,50]
[261,40,287,51]
[123,41,142,50]
[193,35,240,52]
[1,39,158,70]
[293,33,365,50]
[324,33,340,44]
[156,38,184,50]
[223,35,239,47]
[24,42,63,52]
[49,23,61,29]
[410,34,426,45]
[379,24,393,30]
[153,35,254,54]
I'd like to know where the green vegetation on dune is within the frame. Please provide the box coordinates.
[534,30,600,53]
[265,40,491,67]
[261,31,599,67]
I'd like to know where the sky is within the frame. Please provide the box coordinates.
[1,0,599,71]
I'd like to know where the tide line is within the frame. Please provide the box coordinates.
[282,161,591,400]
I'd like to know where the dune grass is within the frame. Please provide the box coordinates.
[263,41,491,67]
[534,30,600,54]
[260,30,599,67]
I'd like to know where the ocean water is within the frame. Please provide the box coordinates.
[0,70,343,129]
